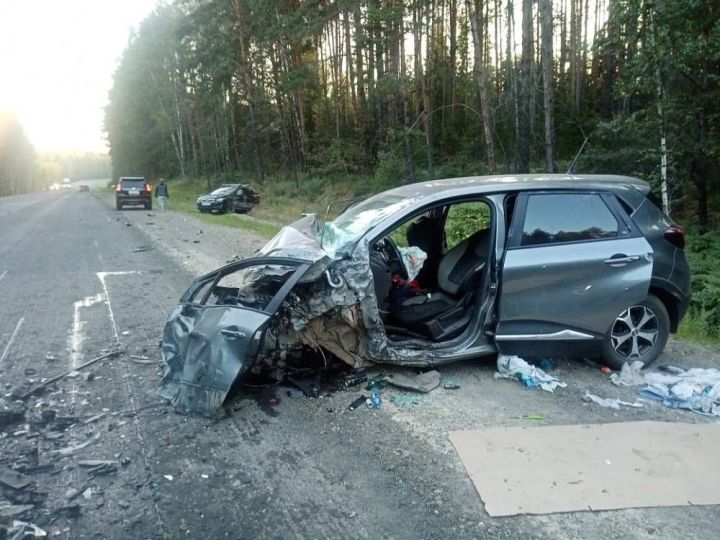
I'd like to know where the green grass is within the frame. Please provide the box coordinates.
[195,212,280,237]
[164,174,385,238]
[677,316,720,348]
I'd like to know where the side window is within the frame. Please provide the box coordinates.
[389,220,413,248]
[521,193,621,247]
[445,201,491,250]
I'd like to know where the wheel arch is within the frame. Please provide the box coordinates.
[649,284,680,333]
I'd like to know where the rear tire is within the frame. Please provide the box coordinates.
[116,201,122,210]
[601,294,670,370]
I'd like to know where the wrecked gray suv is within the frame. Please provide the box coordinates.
[160,174,690,416]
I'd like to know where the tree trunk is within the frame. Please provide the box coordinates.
[233,0,264,183]
[467,0,497,174]
[539,0,556,172]
[518,0,534,173]
[507,0,519,171]
[559,0,567,78]
[648,3,669,214]
[351,5,370,167]
[449,0,458,123]
[422,3,434,180]
[569,0,578,112]
[400,8,416,184]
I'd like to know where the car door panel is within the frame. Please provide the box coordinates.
[160,257,310,416]
[498,237,653,332]
[496,191,653,357]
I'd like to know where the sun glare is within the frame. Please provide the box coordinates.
[0,0,157,153]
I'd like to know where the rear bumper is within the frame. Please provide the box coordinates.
[117,195,151,205]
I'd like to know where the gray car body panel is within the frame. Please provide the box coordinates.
[497,237,653,337]
[159,257,311,416]
[160,174,689,416]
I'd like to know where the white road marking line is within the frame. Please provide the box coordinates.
[94,270,166,531]
[0,270,7,282]
[0,317,25,364]
[67,294,105,403]
[96,271,141,342]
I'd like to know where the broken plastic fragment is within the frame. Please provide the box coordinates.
[494,355,566,393]
[384,370,441,393]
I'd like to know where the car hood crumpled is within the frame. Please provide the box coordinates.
[159,214,434,416]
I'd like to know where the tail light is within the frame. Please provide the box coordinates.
[145,183,152,192]
[115,183,122,192]
[664,225,685,249]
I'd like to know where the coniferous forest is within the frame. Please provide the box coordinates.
[104,0,719,224]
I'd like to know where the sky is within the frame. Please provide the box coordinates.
[0,0,158,154]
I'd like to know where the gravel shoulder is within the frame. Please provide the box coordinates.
[112,199,268,277]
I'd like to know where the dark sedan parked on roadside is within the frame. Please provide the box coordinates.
[196,183,260,214]
[162,174,691,416]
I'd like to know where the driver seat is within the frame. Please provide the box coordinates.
[393,229,490,339]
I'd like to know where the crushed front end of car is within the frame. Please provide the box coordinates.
[159,214,434,416]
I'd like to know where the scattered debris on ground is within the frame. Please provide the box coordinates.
[583,392,644,410]
[384,370,441,393]
[20,350,123,400]
[610,361,720,415]
[348,395,367,411]
[494,355,567,392]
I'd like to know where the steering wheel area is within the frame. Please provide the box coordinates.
[375,236,408,280]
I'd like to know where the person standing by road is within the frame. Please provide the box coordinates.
[155,178,169,211]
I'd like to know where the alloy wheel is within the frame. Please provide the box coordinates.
[610,305,660,360]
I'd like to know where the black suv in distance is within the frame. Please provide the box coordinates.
[116,177,152,210]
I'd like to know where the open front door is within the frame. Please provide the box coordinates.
[160,257,310,416]
[495,192,653,358]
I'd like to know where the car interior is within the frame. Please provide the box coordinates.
[370,199,494,342]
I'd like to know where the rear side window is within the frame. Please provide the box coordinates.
[521,193,621,246]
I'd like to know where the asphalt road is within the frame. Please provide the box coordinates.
[1,186,719,539]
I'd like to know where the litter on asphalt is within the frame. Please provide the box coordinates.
[348,395,367,411]
[583,392,644,410]
[494,355,567,393]
[610,361,720,416]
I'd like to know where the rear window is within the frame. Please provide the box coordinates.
[120,179,145,188]
[521,193,622,246]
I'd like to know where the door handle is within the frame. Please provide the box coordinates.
[220,328,246,339]
[603,255,640,265]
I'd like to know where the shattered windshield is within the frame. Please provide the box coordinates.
[321,193,417,257]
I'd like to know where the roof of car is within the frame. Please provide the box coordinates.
[120,176,145,181]
[383,174,650,198]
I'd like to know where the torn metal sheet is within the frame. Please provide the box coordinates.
[159,213,458,416]
[159,257,310,416]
